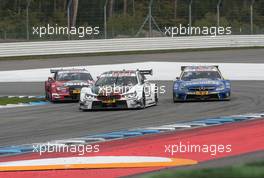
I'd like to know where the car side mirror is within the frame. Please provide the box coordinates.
[48,77,54,82]
[176,77,180,80]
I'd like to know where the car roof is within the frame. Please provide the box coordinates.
[183,66,219,72]
[100,69,153,77]
[53,69,90,74]
[103,70,137,73]
[101,70,137,77]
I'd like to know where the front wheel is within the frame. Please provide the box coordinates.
[154,92,158,105]
[140,93,146,109]
[173,93,181,103]
[173,93,176,103]
[47,92,55,103]
[45,91,49,100]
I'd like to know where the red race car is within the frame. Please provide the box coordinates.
[45,68,94,102]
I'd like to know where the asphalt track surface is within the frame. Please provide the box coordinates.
[0,80,264,147]
[0,48,263,148]
[0,48,263,71]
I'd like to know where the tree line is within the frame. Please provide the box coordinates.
[0,0,263,40]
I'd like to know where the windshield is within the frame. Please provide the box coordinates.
[55,72,93,81]
[95,76,138,86]
[181,71,222,81]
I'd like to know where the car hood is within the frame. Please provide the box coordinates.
[181,79,224,87]
[91,85,135,95]
[55,80,93,87]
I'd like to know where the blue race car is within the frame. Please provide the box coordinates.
[173,66,231,102]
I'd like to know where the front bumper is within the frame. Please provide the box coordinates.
[51,93,80,101]
[173,90,231,101]
[79,98,142,110]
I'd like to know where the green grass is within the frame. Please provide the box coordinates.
[0,97,45,105]
[141,161,264,178]
[0,46,263,61]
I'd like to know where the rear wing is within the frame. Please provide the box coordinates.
[181,65,219,71]
[50,68,87,74]
[138,69,153,76]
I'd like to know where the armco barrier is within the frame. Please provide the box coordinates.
[0,35,263,57]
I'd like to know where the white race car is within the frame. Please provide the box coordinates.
[79,69,158,110]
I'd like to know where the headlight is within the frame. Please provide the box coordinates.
[225,82,231,89]
[179,85,186,91]
[56,86,68,91]
[124,91,137,99]
[174,83,179,90]
[216,84,225,91]
[85,94,96,100]
[174,83,186,91]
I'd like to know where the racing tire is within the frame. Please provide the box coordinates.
[173,93,177,103]
[222,97,231,101]
[47,92,55,103]
[220,93,231,101]
[140,92,146,109]
[173,93,182,103]
[45,91,49,100]
[80,108,86,111]
[154,92,158,106]
[79,103,86,111]
[225,93,231,101]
